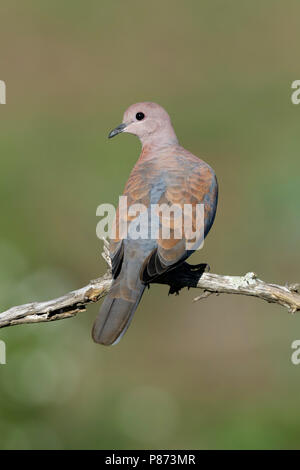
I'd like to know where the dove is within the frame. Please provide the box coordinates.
[92,102,218,345]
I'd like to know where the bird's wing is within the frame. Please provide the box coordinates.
[109,154,217,283]
[141,158,218,282]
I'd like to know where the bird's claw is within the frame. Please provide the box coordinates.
[168,284,183,296]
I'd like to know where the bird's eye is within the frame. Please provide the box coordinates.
[136,112,145,121]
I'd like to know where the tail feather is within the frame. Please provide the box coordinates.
[92,282,145,346]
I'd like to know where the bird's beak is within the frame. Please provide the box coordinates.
[108,123,127,139]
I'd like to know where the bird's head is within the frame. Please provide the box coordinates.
[108,102,178,147]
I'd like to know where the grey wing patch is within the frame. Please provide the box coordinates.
[149,177,167,204]
[140,242,188,284]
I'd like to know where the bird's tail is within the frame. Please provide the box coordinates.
[92,273,145,346]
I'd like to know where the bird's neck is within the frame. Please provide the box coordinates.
[139,142,178,163]
[139,123,179,152]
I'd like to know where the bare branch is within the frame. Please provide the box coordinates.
[0,251,299,330]
[193,271,300,313]
[0,271,112,328]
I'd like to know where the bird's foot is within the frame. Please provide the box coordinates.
[168,283,183,296]
[153,261,210,294]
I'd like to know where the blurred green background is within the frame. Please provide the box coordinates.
[0,0,299,450]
